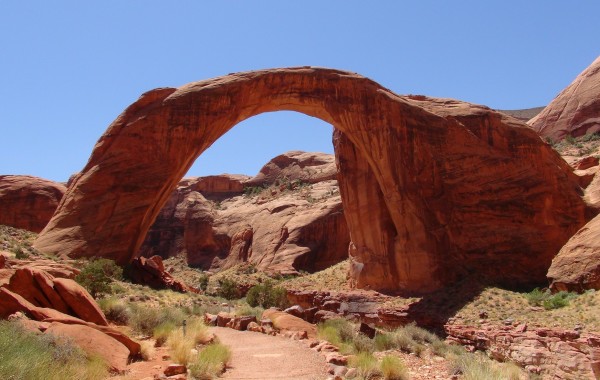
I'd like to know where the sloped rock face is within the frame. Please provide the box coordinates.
[128,255,194,292]
[529,56,600,141]
[548,214,600,292]
[138,158,349,274]
[35,67,592,293]
[246,150,337,186]
[0,175,66,232]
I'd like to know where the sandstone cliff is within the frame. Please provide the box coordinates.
[138,151,350,274]
[0,175,66,233]
[529,56,600,141]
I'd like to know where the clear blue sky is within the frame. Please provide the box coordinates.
[1,1,598,182]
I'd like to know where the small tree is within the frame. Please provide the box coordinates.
[246,281,288,309]
[75,258,123,298]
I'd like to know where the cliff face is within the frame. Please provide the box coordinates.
[0,175,66,233]
[138,152,350,274]
[529,56,600,141]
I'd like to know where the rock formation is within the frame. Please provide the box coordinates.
[128,255,194,292]
[0,175,66,232]
[548,214,600,292]
[529,56,600,141]
[138,151,349,274]
[34,67,593,293]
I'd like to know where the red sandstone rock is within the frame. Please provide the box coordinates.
[575,156,600,171]
[245,151,337,187]
[8,258,80,279]
[0,254,5,269]
[529,56,600,141]
[52,277,109,326]
[139,153,349,275]
[548,214,600,292]
[445,323,600,379]
[45,323,130,372]
[128,255,192,293]
[164,364,187,376]
[34,67,592,293]
[0,175,66,232]
[263,308,317,339]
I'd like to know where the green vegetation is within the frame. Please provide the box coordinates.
[525,288,578,310]
[0,321,108,380]
[380,355,409,380]
[349,352,381,379]
[189,342,232,379]
[127,303,187,336]
[216,277,243,300]
[75,258,123,298]
[245,280,289,309]
[449,352,522,380]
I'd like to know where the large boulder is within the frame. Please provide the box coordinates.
[548,214,600,292]
[529,56,600,141]
[263,308,317,339]
[128,255,191,292]
[45,323,130,372]
[34,67,593,293]
[0,175,66,232]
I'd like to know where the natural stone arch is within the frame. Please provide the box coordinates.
[35,67,592,294]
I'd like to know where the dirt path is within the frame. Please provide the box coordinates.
[211,327,329,380]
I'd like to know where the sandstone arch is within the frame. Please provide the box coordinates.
[34,67,593,293]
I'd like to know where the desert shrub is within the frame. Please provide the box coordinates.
[153,322,176,347]
[197,274,209,291]
[187,318,211,345]
[75,258,123,298]
[374,332,395,351]
[189,342,231,379]
[12,246,29,259]
[97,297,130,325]
[217,278,242,300]
[352,332,375,353]
[245,281,288,308]
[128,304,186,336]
[525,288,577,310]
[139,340,155,361]
[167,329,196,365]
[543,291,577,310]
[380,355,409,380]
[449,352,522,380]
[401,322,439,344]
[235,304,264,320]
[0,321,108,380]
[349,352,381,380]
[317,318,361,354]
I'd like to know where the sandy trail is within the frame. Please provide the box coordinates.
[211,327,328,380]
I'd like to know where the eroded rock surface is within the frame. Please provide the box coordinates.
[0,175,66,232]
[34,67,592,293]
[548,214,600,292]
[138,152,349,274]
[529,56,600,141]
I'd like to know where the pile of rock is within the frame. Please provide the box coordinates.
[0,267,140,373]
[445,322,600,379]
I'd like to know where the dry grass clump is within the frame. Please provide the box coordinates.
[188,342,231,379]
[449,352,523,380]
[380,355,409,380]
[0,320,108,380]
[349,352,382,379]
[166,317,211,365]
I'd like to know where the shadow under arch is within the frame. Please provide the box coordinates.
[34,67,591,295]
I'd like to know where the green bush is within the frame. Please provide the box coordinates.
[0,321,108,380]
[349,352,381,380]
[97,297,130,325]
[198,274,209,291]
[525,288,577,310]
[245,281,288,308]
[128,304,186,336]
[217,278,242,300]
[75,258,123,298]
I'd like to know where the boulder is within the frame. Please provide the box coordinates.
[53,278,109,326]
[35,67,592,293]
[529,56,600,141]
[548,214,600,292]
[231,315,257,331]
[164,364,187,376]
[263,308,317,339]
[0,175,66,232]
[45,323,129,373]
[217,312,233,327]
[284,305,305,319]
[128,255,192,293]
